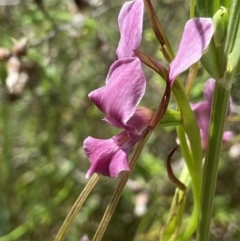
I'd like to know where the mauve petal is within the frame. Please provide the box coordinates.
[169,18,214,83]
[191,101,211,150]
[116,0,144,59]
[191,78,233,150]
[89,58,146,127]
[204,78,215,104]
[83,132,136,178]
[126,107,154,140]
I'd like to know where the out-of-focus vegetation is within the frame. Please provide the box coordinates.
[0,0,240,240]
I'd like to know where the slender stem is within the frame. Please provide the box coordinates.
[172,79,202,169]
[165,76,202,241]
[197,81,230,241]
[175,127,202,241]
[190,0,196,18]
[177,68,202,241]
[54,174,100,241]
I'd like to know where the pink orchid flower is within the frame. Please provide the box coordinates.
[191,78,232,150]
[83,0,152,178]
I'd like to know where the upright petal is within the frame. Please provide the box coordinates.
[116,0,144,59]
[83,131,136,178]
[89,58,146,128]
[169,18,214,83]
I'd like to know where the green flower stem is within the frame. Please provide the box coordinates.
[175,127,202,241]
[190,0,196,18]
[171,79,203,241]
[54,174,100,241]
[197,81,230,241]
[172,80,202,169]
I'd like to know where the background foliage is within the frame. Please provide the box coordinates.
[0,0,239,240]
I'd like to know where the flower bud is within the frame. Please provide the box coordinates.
[213,7,228,47]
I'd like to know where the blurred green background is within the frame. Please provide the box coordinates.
[0,0,240,240]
